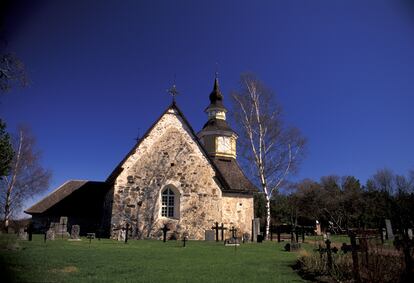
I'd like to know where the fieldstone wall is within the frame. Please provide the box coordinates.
[221,194,254,237]
[110,108,224,240]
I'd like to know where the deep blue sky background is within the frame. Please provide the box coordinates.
[2,0,414,211]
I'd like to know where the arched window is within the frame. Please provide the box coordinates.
[161,188,175,217]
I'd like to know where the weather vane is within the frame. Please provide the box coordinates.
[215,62,219,80]
[167,75,179,103]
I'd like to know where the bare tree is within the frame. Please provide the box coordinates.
[0,53,27,93]
[0,126,51,231]
[231,73,306,239]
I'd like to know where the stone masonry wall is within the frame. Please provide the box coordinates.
[221,194,254,238]
[110,108,224,240]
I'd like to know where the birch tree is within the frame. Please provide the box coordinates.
[0,119,13,178]
[0,126,51,231]
[231,73,306,239]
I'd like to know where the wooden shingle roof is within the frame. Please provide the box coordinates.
[25,180,107,214]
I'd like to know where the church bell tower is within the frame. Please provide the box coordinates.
[198,76,237,159]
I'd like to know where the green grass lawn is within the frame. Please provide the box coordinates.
[0,235,307,283]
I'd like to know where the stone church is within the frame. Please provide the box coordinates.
[25,78,257,240]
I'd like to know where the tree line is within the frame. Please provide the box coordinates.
[254,168,414,234]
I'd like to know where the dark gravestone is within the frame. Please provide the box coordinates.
[205,230,215,241]
[70,225,80,240]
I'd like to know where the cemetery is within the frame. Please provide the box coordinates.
[1,215,413,282]
[0,232,303,282]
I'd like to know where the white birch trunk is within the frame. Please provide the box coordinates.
[3,130,23,231]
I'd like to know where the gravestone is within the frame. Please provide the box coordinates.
[315,220,322,236]
[18,228,28,240]
[408,228,413,240]
[385,219,394,240]
[118,229,126,242]
[70,225,80,240]
[205,230,215,241]
[56,216,70,238]
[252,218,260,242]
[224,237,240,246]
[49,222,58,233]
[46,229,55,240]
[242,232,250,243]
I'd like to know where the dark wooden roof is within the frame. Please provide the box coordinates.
[201,118,235,133]
[25,180,107,214]
[212,157,258,194]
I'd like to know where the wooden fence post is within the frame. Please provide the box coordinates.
[350,233,361,283]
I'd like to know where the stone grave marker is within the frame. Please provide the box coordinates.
[252,218,260,242]
[46,229,55,240]
[205,230,215,241]
[18,228,28,240]
[224,237,240,246]
[70,225,81,240]
[408,228,413,240]
[118,228,126,242]
[242,232,250,243]
[315,220,322,236]
[385,219,394,240]
[56,216,70,238]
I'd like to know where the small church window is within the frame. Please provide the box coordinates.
[161,188,175,217]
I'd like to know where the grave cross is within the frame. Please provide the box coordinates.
[124,223,132,244]
[230,226,237,239]
[161,224,170,242]
[212,222,220,242]
[61,218,67,239]
[219,223,227,241]
[182,236,188,247]
[28,222,33,241]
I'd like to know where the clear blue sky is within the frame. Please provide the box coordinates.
[2,0,414,209]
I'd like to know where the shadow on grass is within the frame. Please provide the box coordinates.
[0,255,16,283]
